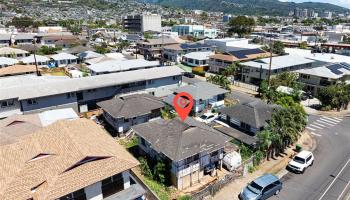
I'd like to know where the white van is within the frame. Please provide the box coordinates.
[223,151,242,171]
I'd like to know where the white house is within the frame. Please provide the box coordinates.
[0,47,29,59]
[20,54,49,66]
[50,52,78,67]
[182,51,214,67]
[0,57,18,68]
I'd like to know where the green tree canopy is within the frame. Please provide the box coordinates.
[228,16,255,38]
[262,41,285,55]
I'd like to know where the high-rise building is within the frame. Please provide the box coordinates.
[123,14,161,33]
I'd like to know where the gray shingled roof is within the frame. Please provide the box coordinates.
[97,94,165,119]
[171,82,228,100]
[132,117,229,161]
[219,100,279,129]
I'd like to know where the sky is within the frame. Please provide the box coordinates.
[279,0,350,9]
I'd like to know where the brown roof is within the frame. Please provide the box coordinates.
[0,119,139,200]
[0,65,40,77]
[0,114,43,145]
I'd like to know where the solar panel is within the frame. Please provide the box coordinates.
[231,51,248,59]
[229,48,265,59]
[340,62,350,70]
[326,64,343,75]
[180,43,211,50]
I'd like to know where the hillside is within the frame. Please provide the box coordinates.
[141,0,349,16]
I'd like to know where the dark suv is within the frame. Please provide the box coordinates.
[239,174,282,200]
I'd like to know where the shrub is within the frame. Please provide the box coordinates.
[153,159,166,184]
[295,144,302,152]
[139,157,153,179]
[192,70,205,77]
[253,150,265,166]
[178,195,192,200]
[248,165,255,173]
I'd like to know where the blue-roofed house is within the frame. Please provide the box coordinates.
[163,42,214,63]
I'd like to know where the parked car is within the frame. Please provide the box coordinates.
[287,150,314,174]
[223,151,242,171]
[195,112,218,124]
[183,72,195,78]
[239,174,282,200]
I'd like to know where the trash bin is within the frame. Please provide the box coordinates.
[296,144,302,152]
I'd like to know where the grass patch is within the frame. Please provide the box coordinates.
[143,176,173,200]
[118,137,138,149]
[176,63,192,72]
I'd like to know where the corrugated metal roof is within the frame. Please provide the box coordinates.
[0,66,184,100]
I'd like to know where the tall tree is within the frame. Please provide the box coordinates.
[228,16,255,38]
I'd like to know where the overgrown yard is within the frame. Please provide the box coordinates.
[143,176,175,200]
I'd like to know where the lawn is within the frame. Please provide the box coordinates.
[45,71,67,76]
[143,177,174,200]
[176,63,192,72]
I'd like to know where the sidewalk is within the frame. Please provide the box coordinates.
[211,131,316,200]
[301,99,350,117]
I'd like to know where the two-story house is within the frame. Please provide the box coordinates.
[13,34,35,45]
[0,118,144,200]
[163,43,214,64]
[137,36,183,60]
[208,48,270,74]
[297,62,350,95]
[132,117,229,190]
[240,54,315,85]
[97,94,165,135]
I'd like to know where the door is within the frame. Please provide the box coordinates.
[261,184,275,199]
[76,92,83,101]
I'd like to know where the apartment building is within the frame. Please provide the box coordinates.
[0,66,183,118]
[123,14,161,33]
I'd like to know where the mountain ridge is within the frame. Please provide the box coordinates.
[140,0,349,16]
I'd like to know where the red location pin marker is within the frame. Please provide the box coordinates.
[173,92,193,121]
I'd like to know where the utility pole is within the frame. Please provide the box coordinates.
[33,36,41,76]
[268,37,273,86]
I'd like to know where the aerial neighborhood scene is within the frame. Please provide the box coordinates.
[2,0,350,199]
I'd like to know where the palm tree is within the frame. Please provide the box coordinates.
[207,75,231,90]
[257,129,272,160]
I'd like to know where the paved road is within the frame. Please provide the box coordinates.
[271,115,350,200]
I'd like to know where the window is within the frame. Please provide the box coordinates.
[263,183,275,194]
[148,80,154,84]
[1,100,14,108]
[141,137,146,146]
[27,99,38,105]
[301,74,310,79]
[59,189,86,200]
[306,156,312,162]
[241,122,251,131]
[173,76,178,80]
[124,118,129,123]
[66,93,75,99]
[102,174,124,198]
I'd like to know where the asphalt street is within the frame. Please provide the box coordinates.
[271,115,350,200]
